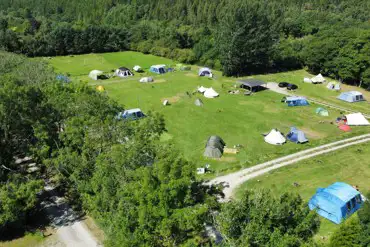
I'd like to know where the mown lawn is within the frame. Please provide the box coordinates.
[48,52,370,177]
[235,141,370,243]
[248,70,370,115]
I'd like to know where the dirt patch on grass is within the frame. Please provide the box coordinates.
[300,127,327,139]
[185,73,197,78]
[239,101,249,105]
[153,79,166,83]
[263,105,280,113]
[219,156,237,162]
[161,93,185,104]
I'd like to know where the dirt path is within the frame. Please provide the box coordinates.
[41,184,101,247]
[209,133,370,201]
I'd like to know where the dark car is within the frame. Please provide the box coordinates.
[278,82,289,88]
[287,84,298,90]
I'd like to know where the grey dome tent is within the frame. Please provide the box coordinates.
[286,127,308,144]
[204,136,225,158]
[115,67,133,78]
[195,98,203,106]
[337,91,365,103]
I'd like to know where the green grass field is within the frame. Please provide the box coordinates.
[47,52,370,177]
[0,233,44,247]
[235,141,370,243]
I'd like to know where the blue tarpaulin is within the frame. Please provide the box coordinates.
[308,182,363,224]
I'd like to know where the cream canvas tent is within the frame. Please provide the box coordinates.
[89,70,104,80]
[140,77,154,83]
[198,86,207,93]
[311,74,326,84]
[204,88,219,98]
[345,113,370,126]
[264,129,286,145]
[195,98,203,106]
[304,77,312,83]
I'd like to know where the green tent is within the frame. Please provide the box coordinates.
[316,107,329,116]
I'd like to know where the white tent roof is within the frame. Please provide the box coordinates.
[264,129,286,145]
[198,86,208,93]
[345,113,369,126]
[304,77,312,83]
[204,87,219,98]
[89,70,103,80]
[311,73,326,83]
[139,77,153,83]
[133,65,141,71]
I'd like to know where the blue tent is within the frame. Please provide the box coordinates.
[308,182,363,224]
[150,65,167,74]
[56,74,71,83]
[337,91,365,103]
[285,96,309,107]
[286,127,308,143]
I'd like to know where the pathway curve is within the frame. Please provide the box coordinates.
[209,133,370,201]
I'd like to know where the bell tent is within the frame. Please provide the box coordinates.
[199,68,212,77]
[345,113,370,126]
[316,107,329,116]
[150,65,167,74]
[337,91,365,103]
[115,67,133,78]
[286,127,308,144]
[204,136,225,158]
[311,74,326,84]
[285,96,309,107]
[308,182,363,224]
[89,70,104,80]
[264,129,286,145]
[204,88,219,98]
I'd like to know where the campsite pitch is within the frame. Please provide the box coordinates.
[48,51,370,176]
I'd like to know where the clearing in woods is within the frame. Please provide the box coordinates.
[48,51,370,177]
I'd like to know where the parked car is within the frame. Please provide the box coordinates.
[278,82,289,88]
[287,84,298,90]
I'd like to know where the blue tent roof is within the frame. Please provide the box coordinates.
[285,96,309,107]
[286,127,308,143]
[308,182,363,224]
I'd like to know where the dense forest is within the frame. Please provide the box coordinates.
[0,0,370,86]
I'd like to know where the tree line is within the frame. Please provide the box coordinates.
[0,0,370,87]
